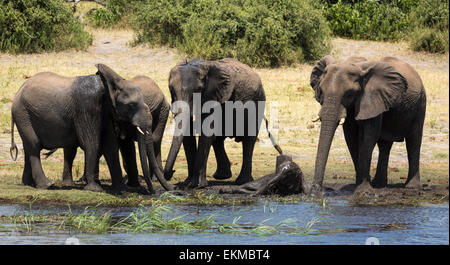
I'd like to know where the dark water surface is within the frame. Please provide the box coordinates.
[0,200,448,245]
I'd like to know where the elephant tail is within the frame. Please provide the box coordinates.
[10,118,18,161]
[263,116,283,155]
[43,149,58,159]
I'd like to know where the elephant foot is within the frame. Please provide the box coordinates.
[371,176,387,188]
[354,181,373,194]
[307,183,324,197]
[22,177,35,187]
[164,169,175,181]
[213,169,232,180]
[112,182,128,191]
[183,177,208,190]
[235,174,253,185]
[84,182,103,192]
[125,175,141,187]
[62,179,75,187]
[405,177,421,190]
[35,178,54,189]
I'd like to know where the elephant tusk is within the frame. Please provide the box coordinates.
[339,117,345,125]
[312,116,320,123]
[137,127,145,135]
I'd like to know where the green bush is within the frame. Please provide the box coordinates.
[407,0,449,53]
[408,0,449,31]
[131,0,331,67]
[323,0,409,41]
[409,27,449,54]
[87,0,136,28]
[0,0,92,53]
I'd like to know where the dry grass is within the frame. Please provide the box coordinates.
[0,26,448,204]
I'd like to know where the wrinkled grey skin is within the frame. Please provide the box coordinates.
[309,56,427,194]
[219,155,305,196]
[10,64,168,192]
[65,75,172,192]
[164,58,267,189]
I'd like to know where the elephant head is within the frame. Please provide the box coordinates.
[309,56,407,191]
[163,59,232,180]
[96,64,172,192]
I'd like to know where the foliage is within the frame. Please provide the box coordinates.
[409,27,449,54]
[131,0,331,67]
[323,0,410,41]
[407,0,449,53]
[86,0,139,28]
[0,0,92,53]
[323,0,449,53]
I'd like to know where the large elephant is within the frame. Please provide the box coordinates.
[309,56,426,193]
[10,64,169,192]
[65,75,172,192]
[164,58,282,189]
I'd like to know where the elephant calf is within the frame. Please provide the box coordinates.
[309,56,426,193]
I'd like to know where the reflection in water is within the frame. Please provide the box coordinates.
[0,200,448,245]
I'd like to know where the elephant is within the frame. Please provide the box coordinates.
[309,56,427,194]
[219,155,305,196]
[163,58,282,189]
[10,64,170,192]
[61,75,171,192]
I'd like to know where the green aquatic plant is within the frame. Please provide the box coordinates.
[0,204,323,236]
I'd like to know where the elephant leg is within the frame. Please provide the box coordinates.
[236,136,257,185]
[404,125,423,189]
[62,146,77,187]
[19,130,53,189]
[372,140,393,188]
[101,131,127,191]
[189,135,213,188]
[78,152,101,183]
[182,135,197,184]
[212,137,232,180]
[152,134,163,181]
[355,117,381,192]
[21,151,34,187]
[343,117,359,176]
[119,137,140,187]
[83,146,103,192]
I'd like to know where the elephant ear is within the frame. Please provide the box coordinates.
[355,61,407,120]
[95,63,125,108]
[310,56,336,103]
[204,62,232,104]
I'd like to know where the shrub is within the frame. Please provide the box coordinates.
[86,0,137,28]
[407,0,449,53]
[0,0,92,53]
[409,28,449,53]
[323,0,409,41]
[131,0,331,67]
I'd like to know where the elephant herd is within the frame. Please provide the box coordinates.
[9,56,427,195]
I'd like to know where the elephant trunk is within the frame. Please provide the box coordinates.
[312,100,341,192]
[145,133,173,191]
[164,134,183,180]
[137,132,154,193]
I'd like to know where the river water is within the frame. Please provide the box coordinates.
[0,200,448,245]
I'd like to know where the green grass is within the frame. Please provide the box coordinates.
[0,204,323,236]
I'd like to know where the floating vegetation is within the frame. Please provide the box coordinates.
[0,204,322,237]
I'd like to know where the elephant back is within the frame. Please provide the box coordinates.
[129,75,165,112]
